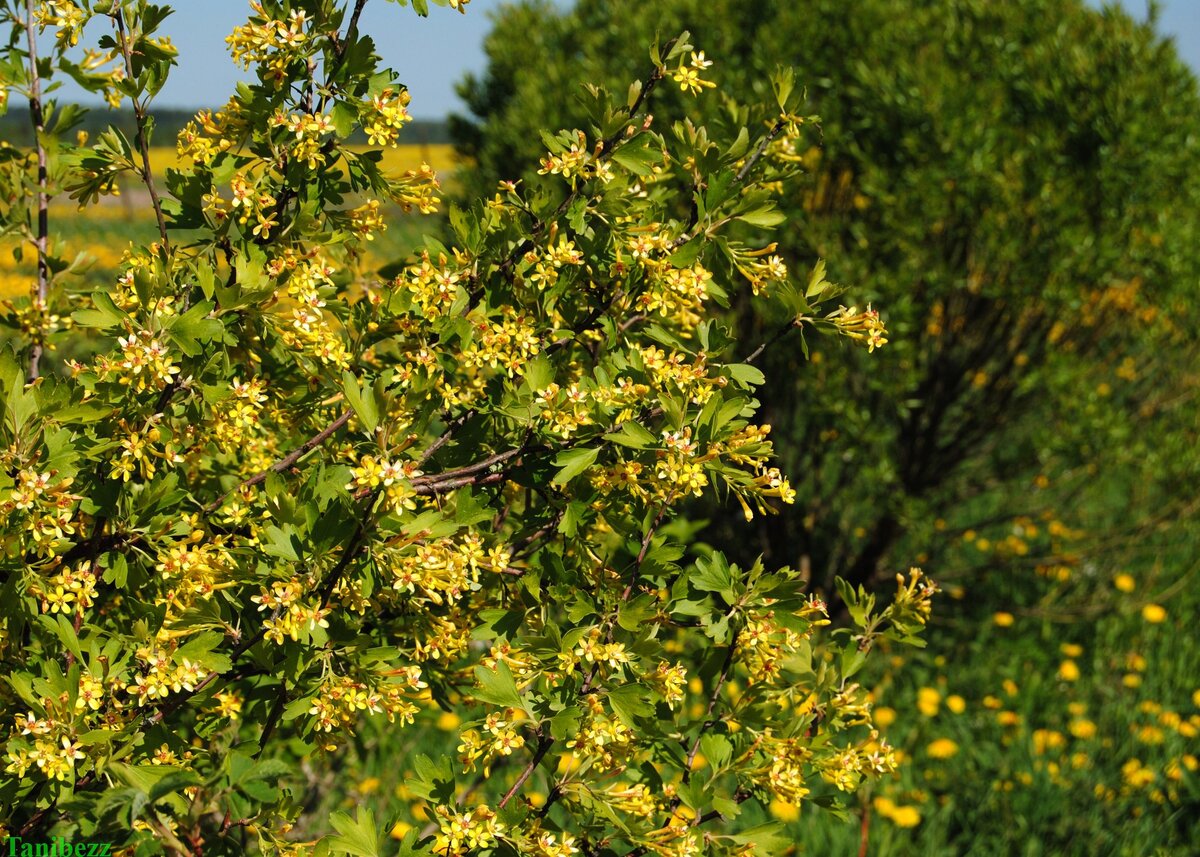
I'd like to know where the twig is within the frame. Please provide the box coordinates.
[204,409,353,513]
[111,2,169,248]
[22,0,49,381]
[498,734,553,809]
[735,118,787,183]
[743,317,803,365]
[682,631,739,777]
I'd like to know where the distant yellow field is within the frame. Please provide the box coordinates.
[146,143,459,178]
[0,143,459,299]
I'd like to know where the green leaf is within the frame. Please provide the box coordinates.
[326,807,380,857]
[72,291,125,328]
[148,769,202,802]
[473,661,523,709]
[341,371,379,434]
[610,133,662,176]
[603,422,657,450]
[551,447,600,487]
[608,684,652,728]
[735,205,786,227]
[726,363,766,388]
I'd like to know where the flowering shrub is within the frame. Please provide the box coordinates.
[0,1,932,854]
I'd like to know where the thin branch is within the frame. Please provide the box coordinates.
[204,409,353,513]
[743,317,802,365]
[682,630,739,777]
[23,0,49,381]
[111,2,169,248]
[498,734,553,809]
[735,118,786,183]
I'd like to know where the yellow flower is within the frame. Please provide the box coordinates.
[945,695,966,714]
[874,706,897,728]
[927,738,959,759]
[917,687,940,717]
[1114,573,1136,592]
[1058,660,1080,682]
[889,805,922,828]
[437,711,461,732]
[390,821,413,840]
[997,711,1021,727]
[1060,643,1083,658]
[1141,603,1167,624]
[769,799,800,822]
[1068,719,1097,740]
[993,611,1015,627]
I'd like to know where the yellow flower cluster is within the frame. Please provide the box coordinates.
[400,250,469,320]
[212,376,270,450]
[29,561,98,616]
[125,645,209,706]
[463,308,542,376]
[564,694,635,772]
[268,251,353,368]
[90,327,182,392]
[647,661,688,710]
[225,3,309,87]
[109,420,183,483]
[269,109,335,168]
[729,244,789,296]
[828,303,889,352]
[671,51,715,96]
[364,87,413,147]
[307,669,424,748]
[379,531,510,606]
[34,0,87,48]
[535,382,593,439]
[457,708,526,775]
[538,131,605,184]
[739,599,828,683]
[348,198,387,241]
[3,469,80,557]
[432,804,504,857]
[252,578,331,644]
[176,97,245,165]
[1,296,68,353]
[524,234,586,291]
[346,454,422,512]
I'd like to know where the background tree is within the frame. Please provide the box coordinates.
[452,0,1200,606]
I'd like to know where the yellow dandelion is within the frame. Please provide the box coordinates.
[927,738,959,759]
[1058,660,1081,682]
[1068,719,1097,740]
[917,687,941,718]
[1141,603,1167,624]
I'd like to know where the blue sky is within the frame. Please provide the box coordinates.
[50,0,1200,118]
